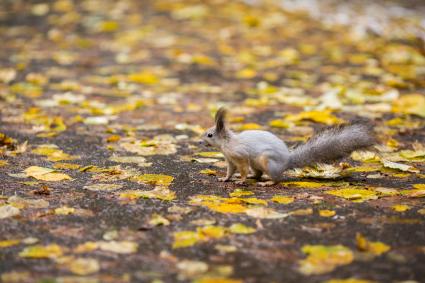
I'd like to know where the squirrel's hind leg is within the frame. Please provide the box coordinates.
[257,155,284,186]
[248,168,263,180]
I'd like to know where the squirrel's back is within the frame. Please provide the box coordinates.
[236,130,289,158]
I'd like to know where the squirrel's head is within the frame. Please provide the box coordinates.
[201,107,228,148]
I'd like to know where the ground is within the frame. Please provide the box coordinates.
[0,0,424,283]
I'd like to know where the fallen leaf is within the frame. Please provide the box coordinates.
[391,204,410,212]
[285,110,343,125]
[381,160,419,173]
[324,279,376,283]
[298,245,354,275]
[326,188,379,203]
[83,183,123,191]
[148,213,170,226]
[64,257,100,275]
[0,205,20,219]
[289,208,313,216]
[229,189,254,197]
[7,195,49,209]
[19,244,64,258]
[109,155,151,167]
[132,174,174,187]
[356,233,390,256]
[245,207,287,219]
[119,187,176,201]
[319,210,336,217]
[55,206,76,215]
[229,223,256,234]
[200,169,217,176]
[24,166,71,181]
[392,94,425,118]
[271,195,294,204]
[98,241,138,254]
[173,230,202,248]
[0,239,21,248]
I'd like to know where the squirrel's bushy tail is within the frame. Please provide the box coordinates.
[287,124,375,169]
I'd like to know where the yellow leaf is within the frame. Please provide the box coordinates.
[24,166,71,181]
[98,21,119,32]
[197,152,224,158]
[61,257,100,275]
[326,188,378,203]
[189,195,248,214]
[53,162,81,170]
[207,203,247,214]
[413,183,425,189]
[400,188,425,198]
[392,94,425,118]
[324,279,376,283]
[399,149,425,160]
[351,151,380,162]
[391,204,410,212]
[0,239,21,248]
[235,123,262,131]
[229,223,256,234]
[269,119,290,128]
[285,110,343,125]
[19,244,63,258]
[119,187,176,201]
[128,71,159,84]
[106,135,120,143]
[281,181,324,189]
[229,189,254,197]
[173,231,202,249]
[199,169,217,176]
[381,160,419,173]
[374,187,399,197]
[356,233,390,256]
[32,144,78,162]
[148,213,170,226]
[319,210,336,217]
[240,197,267,206]
[194,278,242,283]
[74,242,98,253]
[83,183,122,191]
[54,206,76,215]
[199,226,226,239]
[132,174,174,187]
[236,68,256,79]
[271,195,294,204]
[290,208,313,216]
[0,160,8,167]
[298,245,353,275]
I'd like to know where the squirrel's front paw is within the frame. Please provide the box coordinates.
[218,177,230,182]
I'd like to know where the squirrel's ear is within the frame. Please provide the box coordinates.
[215,107,226,136]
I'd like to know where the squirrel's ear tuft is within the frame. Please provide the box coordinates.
[215,107,226,135]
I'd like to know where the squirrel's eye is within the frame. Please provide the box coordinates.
[207,133,213,138]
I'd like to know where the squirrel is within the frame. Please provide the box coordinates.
[201,107,375,186]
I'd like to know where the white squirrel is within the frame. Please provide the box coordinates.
[201,107,375,186]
